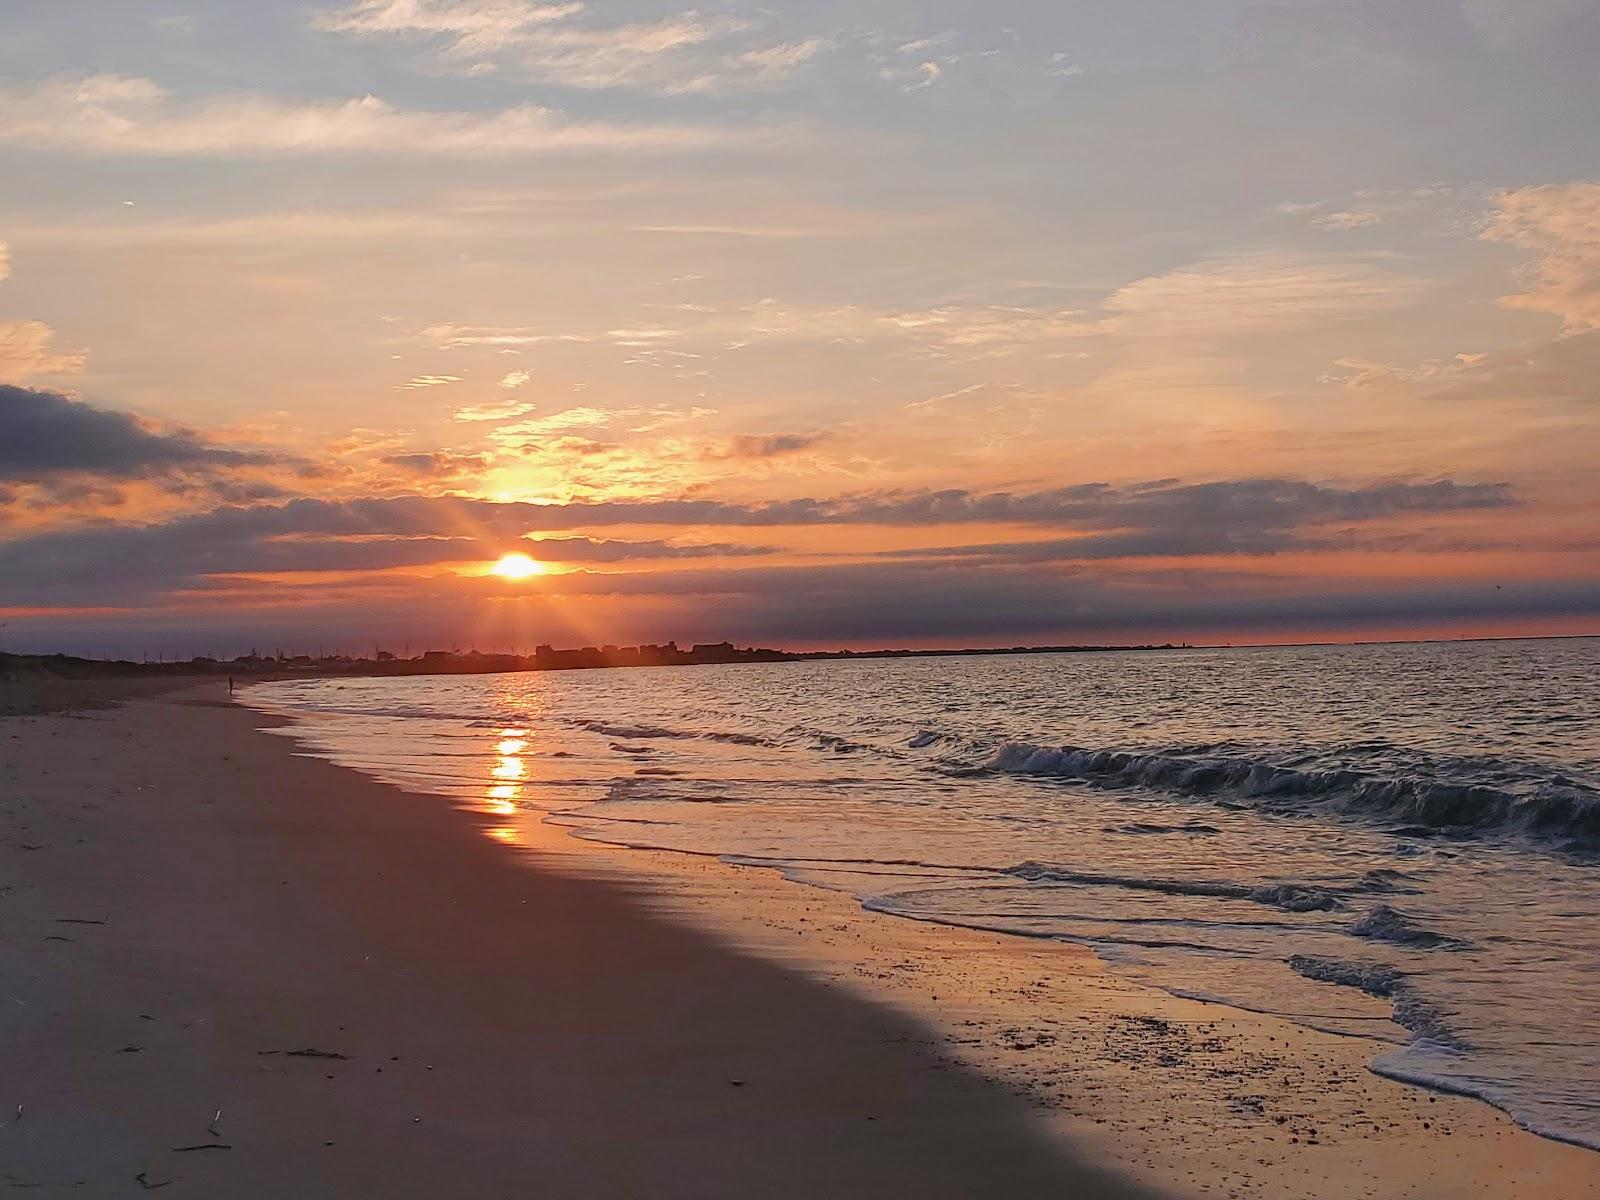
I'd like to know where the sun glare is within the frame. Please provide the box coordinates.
[491,552,546,580]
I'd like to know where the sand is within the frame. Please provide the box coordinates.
[1,681,1151,1197]
[4,680,1596,1198]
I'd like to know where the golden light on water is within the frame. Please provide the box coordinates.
[490,552,546,580]
[492,755,525,780]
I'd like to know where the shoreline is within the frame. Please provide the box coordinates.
[4,681,1595,1197]
[505,799,1600,1200]
[245,679,1600,1199]
[2,681,1150,1197]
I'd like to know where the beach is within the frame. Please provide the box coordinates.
[2,681,1145,1197]
[3,680,1596,1198]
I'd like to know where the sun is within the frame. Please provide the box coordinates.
[490,552,547,580]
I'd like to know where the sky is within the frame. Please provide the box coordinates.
[1,0,1597,657]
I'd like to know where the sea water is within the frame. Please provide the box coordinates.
[248,638,1600,1151]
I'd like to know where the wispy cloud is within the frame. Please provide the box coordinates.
[1486,182,1600,330]
[315,1,824,95]
[1103,254,1423,337]
[424,323,592,348]
[0,73,762,158]
[453,398,536,422]
[401,374,462,389]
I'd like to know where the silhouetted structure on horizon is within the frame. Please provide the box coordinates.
[1,638,1186,682]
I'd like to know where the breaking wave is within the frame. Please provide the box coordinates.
[980,740,1600,842]
[1289,955,1465,1049]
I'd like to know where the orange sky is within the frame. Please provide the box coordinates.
[1,3,1598,656]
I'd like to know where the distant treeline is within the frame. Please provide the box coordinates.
[1,639,1185,682]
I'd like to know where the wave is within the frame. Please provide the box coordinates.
[1288,954,1464,1048]
[1004,862,1343,912]
[1105,821,1221,836]
[980,740,1600,842]
[1351,905,1465,949]
[575,719,775,747]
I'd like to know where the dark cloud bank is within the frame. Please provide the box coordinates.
[3,384,1589,654]
[0,384,272,482]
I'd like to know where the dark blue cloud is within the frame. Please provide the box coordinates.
[0,384,275,482]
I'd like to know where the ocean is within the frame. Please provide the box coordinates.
[246,637,1600,1151]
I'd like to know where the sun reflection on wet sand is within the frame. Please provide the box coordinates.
[486,782,520,816]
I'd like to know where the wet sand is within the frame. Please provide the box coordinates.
[539,814,1600,1200]
[1,682,1150,1197]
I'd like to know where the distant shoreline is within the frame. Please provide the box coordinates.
[2,631,1596,684]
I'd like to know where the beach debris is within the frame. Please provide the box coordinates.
[256,1048,352,1060]
[207,1110,222,1137]
[171,1144,231,1153]
[135,1172,172,1189]
[54,916,108,925]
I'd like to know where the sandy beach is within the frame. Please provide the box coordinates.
[4,681,1597,1198]
[2,681,1149,1197]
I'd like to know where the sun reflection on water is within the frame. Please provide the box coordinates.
[491,755,526,780]
[486,728,527,819]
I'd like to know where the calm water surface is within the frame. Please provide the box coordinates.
[250,638,1600,1151]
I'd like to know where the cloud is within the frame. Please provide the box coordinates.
[0,242,9,282]
[1485,182,1600,330]
[424,323,591,348]
[401,374,462,389]
[1312,210,1384,231]
[1104,255,1423,337]
[412,255,1414,362]
[498,369,531,389]
[0,73,761,159]
[523,535,775,563]
[0,476,1515,591]
[0,384,272,482]
[437,302,1097,359]
[0,471,1568,649]
[315,1,824,95]
[11,548,1593,651]
[706,432,831,460]
[453,398,537,422]
[379,450,492,478]
[315,0,582,47]
[0,509,772,603]
[0,322,87,381]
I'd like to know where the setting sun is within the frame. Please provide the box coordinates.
[490,552,546,581]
